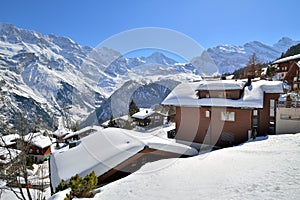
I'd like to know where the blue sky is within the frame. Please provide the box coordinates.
[0,0,299,49]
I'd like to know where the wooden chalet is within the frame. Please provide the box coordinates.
[132,109,165,128]
[162,79,285,148]
[25,132,52,163]
[271,54,300,91]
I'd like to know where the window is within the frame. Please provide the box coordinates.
[253,118,258,126]
[270,99,275,117]
[294,84,298,89]
[294,77,298,81]
[253,110,258,116]
[221,111,235,122]
[205,110,210,118]
[217,92,225,98]
[291,116,300,120]
[280,114,289,119]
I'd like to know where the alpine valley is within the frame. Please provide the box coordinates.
[0,23,298,132]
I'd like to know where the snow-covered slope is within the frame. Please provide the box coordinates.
[95,133,300,200]
[207,37,299,73]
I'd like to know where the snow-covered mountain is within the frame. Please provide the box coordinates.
[0,23,298,131]
[0,23,111,132]
[207,37,300,73]
[0,24,204,131]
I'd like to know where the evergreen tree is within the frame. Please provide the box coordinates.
[129,99,139,116]
[56,171,98,199]
[282,43,300,58]
[108,115,117,127]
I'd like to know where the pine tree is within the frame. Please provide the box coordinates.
[108,115,117,127]
[129,100,139,116]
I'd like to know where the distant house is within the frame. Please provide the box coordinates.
[25,132,52,163]
[162,79,285,148]
[276,93,300,134]
[132,109,166,128]
[52,128,70,141]
[271,54,300,91]
[50,128,197,193]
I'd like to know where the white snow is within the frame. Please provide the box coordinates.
[95,133,300,200]
[50,128,198,191]
[162,80,284,108]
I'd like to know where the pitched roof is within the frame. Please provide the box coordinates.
[25,133,52,149]
[162,80,284,108]
[272,53,300,64]
[50,128,198,191]
[132,109,155,119]
[53,128,70,137]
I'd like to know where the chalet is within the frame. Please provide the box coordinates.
[271,54,300,91]
[132,109,166,128]
[25,132,52,163]
[50,128,198,193]
[52,128,70,142]
[162,79,285,148]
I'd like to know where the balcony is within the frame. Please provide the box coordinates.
[277,101,300,108]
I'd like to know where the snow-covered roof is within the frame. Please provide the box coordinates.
[25,133,52,149]
[196,80,247,91]
[53,128,70,137]
[50,128,198,190]
[0,134,20,146]
[101,115,130,127]
[0,147,21,164]
[63,125,102,140]
[132,109,155,119]
[272,53,300,64]
[162,80,284,109]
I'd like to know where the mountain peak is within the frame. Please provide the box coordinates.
[144,51,177,65]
